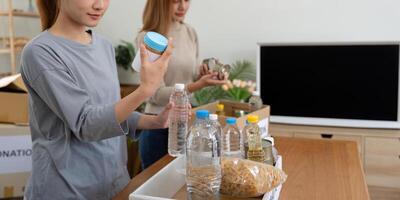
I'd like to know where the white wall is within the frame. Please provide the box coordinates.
[96,0,400,65]
[2,0,400,73]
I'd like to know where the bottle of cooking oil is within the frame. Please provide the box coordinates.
[243,115,265,163]
[215,103,225,116]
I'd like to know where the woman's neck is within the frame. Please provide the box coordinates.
[169,20,182,33]
[49,12,92,44]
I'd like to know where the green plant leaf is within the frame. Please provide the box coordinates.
[122,40,136,58]
[229,60,256,81]
[193,86,225,106]
[193,59,256,105]
[115,40,136,70]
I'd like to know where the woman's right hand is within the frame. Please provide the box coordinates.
[187,72,226,93]
[197,72,226,87]
[115,39,173,123]
[139,38,174,97]
[199,63,211,78]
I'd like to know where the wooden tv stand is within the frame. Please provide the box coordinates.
[269,123,400,190]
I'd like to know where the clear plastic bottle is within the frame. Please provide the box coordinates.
[243,115,265,163]
[186,110,221,200]
[248,91,263,112]
[168,83,189,157]
[222,118,243,158]
[209,114,222,134]
[209,114,222,157]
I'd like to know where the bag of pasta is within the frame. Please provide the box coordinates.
[220,157,287,197]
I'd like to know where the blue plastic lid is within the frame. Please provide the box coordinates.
[144,32,168,53]
[196,110,209,119]
[226,117,236,125]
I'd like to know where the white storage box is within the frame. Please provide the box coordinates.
[0,124,31,198]
[129,156,283,200]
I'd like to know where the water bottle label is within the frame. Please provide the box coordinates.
[177,121,187,146]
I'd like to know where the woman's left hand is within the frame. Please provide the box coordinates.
[156,103,174,128]
[155,103,192,129]
[198,63,211,79]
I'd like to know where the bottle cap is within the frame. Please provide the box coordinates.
[144,32,168,53]
[196,110,209,119]
[247,115,259,123]
[226,117,236,125]
[209,114,218,121]
[174,83,185,91]
[216,103,224,111]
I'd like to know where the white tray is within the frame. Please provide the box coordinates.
[130,156,283,200]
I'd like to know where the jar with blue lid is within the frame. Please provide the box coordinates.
[132,31,168,72]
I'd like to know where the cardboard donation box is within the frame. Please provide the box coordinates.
[130,101,279,200]
[192,100,270,131]
[0,124,32,198]
[130,155,283,200]
[0,74,29,125]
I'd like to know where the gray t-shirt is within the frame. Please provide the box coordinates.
[20,30,141,200]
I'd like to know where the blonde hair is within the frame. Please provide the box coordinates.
[141,0,173,36]
[36,0,60,31]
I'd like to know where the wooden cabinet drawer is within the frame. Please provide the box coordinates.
[294,132,363,154]
[270,130,294,137]
[365,137,400,188]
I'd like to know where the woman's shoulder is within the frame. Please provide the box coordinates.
[136,31,147,39]
[181,22,198,42]
[134,31,147,49]
[21,32,70,82]
[181,22,196,32]
[22,32,60,63]
[93,31,113,48]
[23,31,54,51]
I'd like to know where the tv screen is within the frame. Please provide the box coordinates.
[259,43,399,125]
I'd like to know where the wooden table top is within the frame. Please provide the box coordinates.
[113,137,370,200]
[275,137,369,200]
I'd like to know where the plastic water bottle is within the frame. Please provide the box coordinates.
[243,115,265,163]
[168,83,189,157]
[209,114,222,141]
[209,114,222,157]
[249,91,263,112]
[186,110,221,200]
[222,118,243,158]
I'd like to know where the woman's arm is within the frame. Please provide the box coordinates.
[21,39,172,142]
[137,103,173,129]
[186,26,226,93]
[115,41,173,123]
[134,32,175,107]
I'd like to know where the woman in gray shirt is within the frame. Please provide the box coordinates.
[21,0,173,199]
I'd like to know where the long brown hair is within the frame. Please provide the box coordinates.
[141,0,173,36]
[36,0,60,31]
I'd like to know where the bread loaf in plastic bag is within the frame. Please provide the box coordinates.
[221,157,287,197]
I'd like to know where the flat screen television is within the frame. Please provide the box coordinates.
[257,42,400,129]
